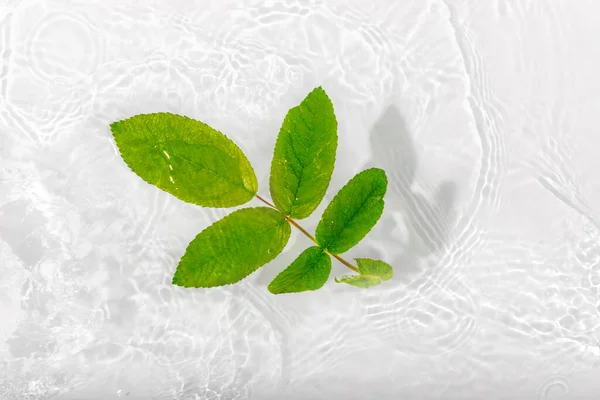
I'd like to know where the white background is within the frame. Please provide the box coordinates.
[1,0,600,398]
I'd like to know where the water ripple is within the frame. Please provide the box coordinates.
[536,375,570,400]
[4,0,600,398]
[25,11,103,85]
[363,279,481,359]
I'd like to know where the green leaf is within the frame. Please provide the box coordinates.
[335,258,393,289]
[269,87,338,219]
[315,168,387,254]
[172,207,291,288]
[268,246,331,294]
[334,274,381,288]
[355,258,393,280]
[110,112,258,208]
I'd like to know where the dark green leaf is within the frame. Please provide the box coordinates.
[172,207,291,288]
[335,258,393,289]
[315,168,387,254]
[111,112,258,208]
[268,246,331,294]
[269,87,338,219]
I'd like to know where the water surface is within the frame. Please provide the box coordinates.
[1,0,600,399]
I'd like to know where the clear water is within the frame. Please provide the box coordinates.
[1,0,600,399]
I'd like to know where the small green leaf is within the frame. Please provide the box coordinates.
[110,112,258,208]
[315,168,387,254]
[269,87,338,219]
[269,246,331,294]
[356,258,393,281]
[335,258,393,289]
[268,246,331,294]
[334,274,381,288]
[172,207,291,288]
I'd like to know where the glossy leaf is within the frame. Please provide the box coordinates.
[268,246,331,294]
[111,112,258,208]
[269,87,338,219]
[315,168,387,254]
[172,207,291,288]
[335,258,393,289]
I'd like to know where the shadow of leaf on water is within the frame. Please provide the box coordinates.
[362,105,458,286]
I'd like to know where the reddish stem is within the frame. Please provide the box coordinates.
[255,195,359,273]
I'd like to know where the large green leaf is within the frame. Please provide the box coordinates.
[110,112,258,208]
[335,258,393,289]
[269,87,338,219]
[315,168,387,254]
[268,246,331,294]
[172,207,291,288]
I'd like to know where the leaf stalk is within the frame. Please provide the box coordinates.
[255,194,359,273]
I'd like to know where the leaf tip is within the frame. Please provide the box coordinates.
[307,85,333,104]
[171,268,188,287]
[171,277,187,288]
[109,120,122,135]
[267,284,281,295]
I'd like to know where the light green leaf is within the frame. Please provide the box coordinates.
[110,112,258,208]
[172,207,291,288]
[334,274,381,288]
[269,87,338,219]
[355,258,393,281]
[315,168,387,254]
[268,246,331,294]
[335,258,393,289]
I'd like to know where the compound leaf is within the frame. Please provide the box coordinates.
[335,258,393,289]
[111,112,258,208]
[269,87,338,219]
[315,168,387,254]
[268,246,331,294]
[172,207,291,288]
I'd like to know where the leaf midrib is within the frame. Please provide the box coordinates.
[158,140,250,193]
[323,183,383,246]
[185,214,288,274]
[283,99,334,215]
[275,250,326,291]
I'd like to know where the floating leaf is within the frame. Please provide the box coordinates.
[315,168,387,254]
[335,258,393,289]
[334,275,381,288]
[269,87,338,219]
[268,246,331,294]
[111,112,258,208]
[356,258,393,280]
[172,207,291,288]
